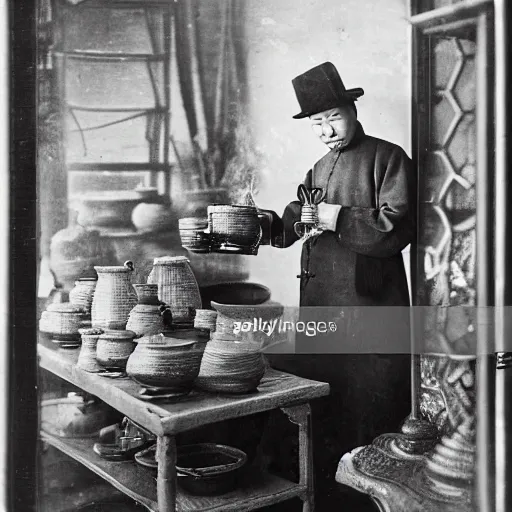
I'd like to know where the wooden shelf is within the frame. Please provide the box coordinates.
[41,431,305,512]
[38,341,330,436]
[55,49,167,61]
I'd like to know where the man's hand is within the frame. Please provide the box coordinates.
[317,202,342,231]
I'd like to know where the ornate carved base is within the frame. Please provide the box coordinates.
[335,433,474,512]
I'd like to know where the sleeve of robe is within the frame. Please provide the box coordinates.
[333,145,416,258]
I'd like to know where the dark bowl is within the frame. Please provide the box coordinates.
[199,282,271,309]
[135,443,247,496]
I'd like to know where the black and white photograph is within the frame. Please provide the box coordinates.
[6,0,512,511]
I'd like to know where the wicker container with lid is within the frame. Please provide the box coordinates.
[147,256,201,325]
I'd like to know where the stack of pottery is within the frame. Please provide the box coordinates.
[76,328,104,373]
[147,256,202,326]
[39,303,86,348]
[96,329,136,371]
[126,284,172,338]
[69,278,97,319]
[179,218,209,252]
[91,261,138,330]
[126,330,206,397]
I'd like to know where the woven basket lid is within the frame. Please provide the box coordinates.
[46,302,85,314]
[79,327,104,336]
[99,329,136,340]
[153,255,190,264]
[179,217,208,228]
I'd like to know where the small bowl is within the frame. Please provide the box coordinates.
[73,191,141,228]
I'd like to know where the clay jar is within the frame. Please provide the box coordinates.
[127,284,171,338]
[147,256,201,325]
[131,203,176,233]
[91,261,138,330]
[96,329,136,371]
[126,331,206,393]
[69,278,97,318]
[76,328,104,373]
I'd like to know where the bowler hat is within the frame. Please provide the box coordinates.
[292,62,364,119]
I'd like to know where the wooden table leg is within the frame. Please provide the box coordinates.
[282,403,314,512]
[156,435,177,512]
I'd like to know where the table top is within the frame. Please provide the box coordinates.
[38,341,330,436]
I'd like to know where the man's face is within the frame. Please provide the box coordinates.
[309,105,357,151]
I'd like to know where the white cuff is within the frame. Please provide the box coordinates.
[317,203,342,231]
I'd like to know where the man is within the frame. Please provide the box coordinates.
[264,62,414,509]
[271,61,415,309]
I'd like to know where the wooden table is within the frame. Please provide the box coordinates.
[38,342,330,512]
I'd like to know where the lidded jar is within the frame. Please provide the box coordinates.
[126,330,206,393]
[147,256,201,325]
[91,261,138,330]
[39,302,85,345]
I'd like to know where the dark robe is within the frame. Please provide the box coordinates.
[264,123,414,509]
[271,122,415,308]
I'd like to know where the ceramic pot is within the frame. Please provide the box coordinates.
[126,304,171,339]
[91,261,138,330]
[96,329,136,371]
[69,278,97,317]
[75,190,141,229]
[76,328,104,373]
[39,302,85,344]
[196,338,266,394]
[49,212,116,291]
[131,203,176,233]
[147,256,201,325]
[126,331,206,392]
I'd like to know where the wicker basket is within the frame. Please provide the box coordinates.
[195,339,266,394]
[207,205,261,247]
[147,256,201,324]
[91,261,138,330]
[39,303,85,341]
[126,332,206,392]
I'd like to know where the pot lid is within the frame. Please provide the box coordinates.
[78,327,104,336]
[99,329,136,340]
[46,302,85,314]
[153,255,189,264]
